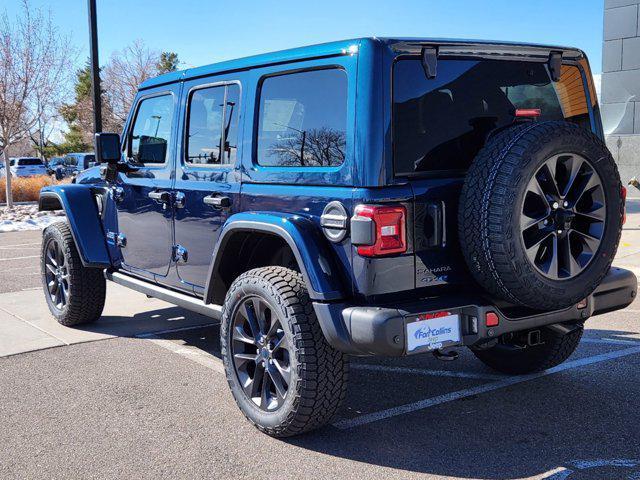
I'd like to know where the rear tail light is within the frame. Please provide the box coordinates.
[353,204,407,257]
[622,185,627,225]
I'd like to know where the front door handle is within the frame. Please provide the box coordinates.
[203,195,231,208]
[148,190,171,203]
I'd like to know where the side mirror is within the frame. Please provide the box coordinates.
[95,132,121,165]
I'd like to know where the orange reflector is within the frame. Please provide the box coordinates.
[486,312,499,327]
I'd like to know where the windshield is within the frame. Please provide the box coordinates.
[393,59,592,175]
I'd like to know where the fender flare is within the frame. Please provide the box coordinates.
[39,185,112,268]
[204,212,346,303]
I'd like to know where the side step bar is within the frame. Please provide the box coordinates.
[105,271,223,319]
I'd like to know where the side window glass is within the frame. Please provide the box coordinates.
[129,94,174,165]
[186,86,224,165]
[223,84,240,165]
[186,84,240,166]
[257,69,347,167]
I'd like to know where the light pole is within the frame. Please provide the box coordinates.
[87,0,102,134]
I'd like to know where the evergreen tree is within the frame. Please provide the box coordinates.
[157,52,180,74]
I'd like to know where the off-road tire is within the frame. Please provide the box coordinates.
[220,266,349,437]
[41,222,106,326]
[459,121,624,310]
[471,324,584,375]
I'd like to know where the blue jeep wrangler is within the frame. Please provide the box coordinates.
[39,38,637,437]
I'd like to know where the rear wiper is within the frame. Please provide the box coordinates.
[548,51,563,82]
[421,47,438,79]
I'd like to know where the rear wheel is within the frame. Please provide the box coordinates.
[220,266,348,437]
[459,121,623,310]
[471,324,583,375]
[41,222,106,326]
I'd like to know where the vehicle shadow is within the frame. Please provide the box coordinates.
[78,306,217,339]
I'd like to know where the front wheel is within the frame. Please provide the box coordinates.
[471,324,583,375]
[41,222,106,326]
[220,266,349,437]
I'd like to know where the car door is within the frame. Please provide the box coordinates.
[172,80,242,293]
[114,86,180,279]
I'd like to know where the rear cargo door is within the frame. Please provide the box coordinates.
[392,55,596,290]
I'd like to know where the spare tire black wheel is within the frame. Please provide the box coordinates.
[459,121,623,311]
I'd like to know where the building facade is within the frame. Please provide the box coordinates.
[602,0,640,182]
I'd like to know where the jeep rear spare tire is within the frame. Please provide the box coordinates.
[459,121,623,310]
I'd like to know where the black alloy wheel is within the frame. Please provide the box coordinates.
[521,153,606,280]
[43,237,70,310]
[231,296,292,411]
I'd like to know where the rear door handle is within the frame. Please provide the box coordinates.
[203,195,231,208]
[148,190,171,203]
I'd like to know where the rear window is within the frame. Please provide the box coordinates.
[17,158,43,166]
[393,59,591,176]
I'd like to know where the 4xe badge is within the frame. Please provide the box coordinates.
[406,312,461,352]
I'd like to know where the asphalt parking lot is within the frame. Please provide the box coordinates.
[2,212,640,479]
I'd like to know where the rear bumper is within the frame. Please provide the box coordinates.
[313,267,637,356]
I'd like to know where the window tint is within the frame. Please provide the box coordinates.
[18,158,43,166]
[186,84,240,166]
[393,59,591,175]
[257,69,347,167]
[130,94,174,165]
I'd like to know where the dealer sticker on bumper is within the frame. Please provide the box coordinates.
[406,314,461,352]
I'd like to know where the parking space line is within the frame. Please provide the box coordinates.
[0,255,40,261]
[582,337,640,346]
[0,242,40,249]
[333,345,640,430]
[351,363,505,380]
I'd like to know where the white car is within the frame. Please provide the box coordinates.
[10,157,47,177]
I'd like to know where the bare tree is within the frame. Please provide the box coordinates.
[0,0,73,208]
[270,127,346,167]
[103,41,179,131]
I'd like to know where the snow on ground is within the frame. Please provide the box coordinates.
[0,204,66,233]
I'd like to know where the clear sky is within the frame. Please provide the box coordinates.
[4,0,606,72]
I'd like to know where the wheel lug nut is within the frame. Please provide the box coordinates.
[563,201,569,208]
[552,202,559,210]
[557,230,563,234]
